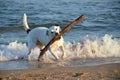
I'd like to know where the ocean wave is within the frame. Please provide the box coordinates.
[65,34,120,58]
[0,34,120,61]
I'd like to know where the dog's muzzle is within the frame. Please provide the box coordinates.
[55,33,59,36]
[55,33,61,40]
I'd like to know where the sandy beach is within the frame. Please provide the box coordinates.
[0,63,120,80]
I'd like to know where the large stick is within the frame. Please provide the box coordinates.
[38,15,84,60]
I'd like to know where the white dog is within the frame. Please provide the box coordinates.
[23,13,66,61]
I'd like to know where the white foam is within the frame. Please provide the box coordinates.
[65,34,120,59]
[0,41,28,61]
[0,34,120,61]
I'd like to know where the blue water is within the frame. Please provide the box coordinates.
[0,0,120,44]
[0,0,120,70]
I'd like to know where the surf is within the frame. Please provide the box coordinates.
[0,34,120,61]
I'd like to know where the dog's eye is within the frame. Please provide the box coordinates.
[51,32,53,33]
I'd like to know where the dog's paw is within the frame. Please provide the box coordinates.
[27,58,32,62]
[38,57,44,62]
[60,55,66,60]
[27,56,32,61]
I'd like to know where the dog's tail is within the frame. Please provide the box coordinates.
[23,13,31,34]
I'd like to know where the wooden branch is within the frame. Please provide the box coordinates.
[38,15,84,60]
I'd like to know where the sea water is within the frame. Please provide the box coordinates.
[0,35,120,70]
[0,0,120,70]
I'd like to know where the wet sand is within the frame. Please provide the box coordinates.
[0,63,120,80]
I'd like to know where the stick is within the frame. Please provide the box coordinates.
[38,15,84,60]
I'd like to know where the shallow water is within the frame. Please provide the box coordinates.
[0,57,119,70]
[0,0,120,70]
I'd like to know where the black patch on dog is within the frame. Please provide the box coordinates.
[27,29,31,34]
[55,24,59,26]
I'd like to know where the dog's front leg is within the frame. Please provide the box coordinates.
[49,48,59,60]
[59,46,66,59]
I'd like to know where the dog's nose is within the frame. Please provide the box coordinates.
[55,33,58,35]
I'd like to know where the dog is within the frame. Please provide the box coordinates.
[23,13,66,61]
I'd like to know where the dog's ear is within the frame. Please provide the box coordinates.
[58,26,61,32]
[59,26,61,32]
[55,24,61,32]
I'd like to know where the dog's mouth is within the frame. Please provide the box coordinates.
[55,33,61,40]
[52,32,61,40]
[51,31,59,36]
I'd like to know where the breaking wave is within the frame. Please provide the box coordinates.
[0,34,120,61]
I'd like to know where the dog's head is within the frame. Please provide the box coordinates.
[48,24,61,38]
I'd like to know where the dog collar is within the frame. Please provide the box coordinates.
[46,30,49,36]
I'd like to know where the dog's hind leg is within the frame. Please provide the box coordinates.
[49,48,59,60]
[27,49,34,61]
[36,40,45,50]
[27,40,36,61]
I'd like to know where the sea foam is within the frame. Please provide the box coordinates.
[0,34,120,61]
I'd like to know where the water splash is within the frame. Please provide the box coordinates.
[0,34,120,61]
[65,34,120,59]
[0,41,28,61]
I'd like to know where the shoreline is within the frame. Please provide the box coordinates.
[0,63,120,80]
